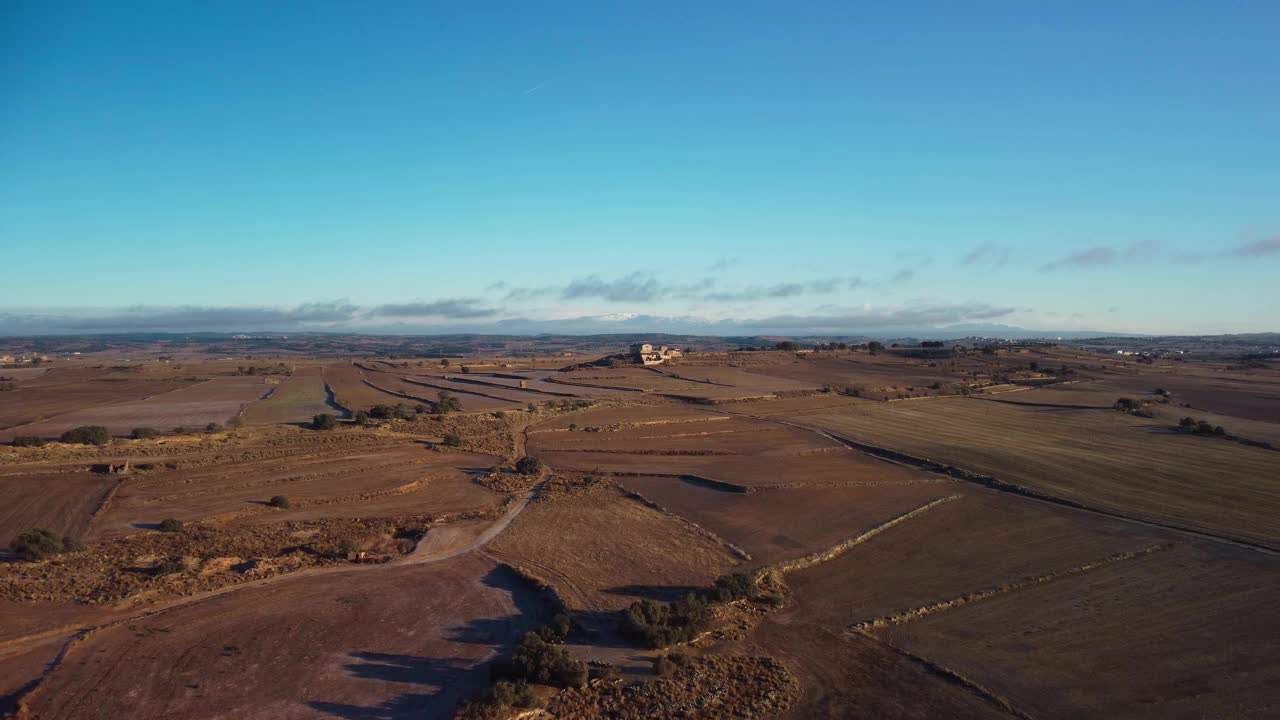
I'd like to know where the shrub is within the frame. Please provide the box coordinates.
[621,594,712,649]
[443,433,463,447]
[509,632,588,688]
[353,410,370,425]
[487,679,539,708]
[710,572,756,602]
[393,403,416,420]
[11,528,84,561]
[131,427,161,440]
[60,425,110,445]
[204,422,222,433]
[11,436,46,448]
[154,559,185,576]
[515,456,544,476]
[1179,416,1197,428]
[436,392,462,414]
[311,413,337,431]
[568,423,578,431]
[158,518,184,533]
[369,404,395,419]
[414,404,429,415]
[172,426,190,435]
[226,415,244,429]
[0,381,16,391]
[269,495,290,509]
[654,652,695,676]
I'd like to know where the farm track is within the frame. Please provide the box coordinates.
[851,542,1172,631]
[2,479,544,716]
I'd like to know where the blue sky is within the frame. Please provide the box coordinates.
[2,1,1277,335]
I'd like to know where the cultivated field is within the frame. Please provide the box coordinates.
[239,367,346,425]
[794,399,1280,548]
[3,345,1278,719]
[0,376,272,441]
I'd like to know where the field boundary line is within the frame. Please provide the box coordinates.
[767,495,961,576]
[732,410,1280,556]
[852,629,1035,720]
[620,488,753,561]
[852,542,1173,631]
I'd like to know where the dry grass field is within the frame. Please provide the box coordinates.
[0,370,199,433]
[486,480,739,612]
[880,541,1280,719]
[239,367,345,425]
[321,363,419,411]
[795,399,1280,548]
[3,347,1279,719]
[20,555,547,720]
[0,376,272,441]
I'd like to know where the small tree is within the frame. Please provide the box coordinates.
[436,392,462,414]
[11,528,84,561]
[158,518,184,533]
[204,422,223,433]
[11,436,46,448]
[353,410,370,425]
[311,413,337,431]
[515,456,543,476]
[443,433,463,447]
[61,425,110,445]
[269,495,290,509]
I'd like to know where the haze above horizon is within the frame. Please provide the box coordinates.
[3,1,1277,336]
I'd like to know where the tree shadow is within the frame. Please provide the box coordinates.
[309,565,552,720]
[602,583,705,603]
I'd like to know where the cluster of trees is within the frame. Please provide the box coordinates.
[10,528,84,561]
[621,594,713,648]
[462,616,586,716]
[1179,417,1226,436]
[621,572,759,648]
[233,364,292,376]
[515,456,544,475]
[436,391,462,414]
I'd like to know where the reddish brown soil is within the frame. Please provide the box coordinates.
[0,372,199,434]
[0,470,116,543]
[616,477,956,564]
[883,541,1280,719]
[19,555,548,720]
[0,377,272,441]
[486,483,739,612]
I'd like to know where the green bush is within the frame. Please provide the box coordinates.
[443,433,463,447]
[710,572,756,602]
[436,391,462,414]
[204,422,222,433]
[621,594,712,649]
[509,632,588,688]
[515,456,544,476]
[131,427,162,440]
[311,413,337,430]
[10,436,46,448]
[269,495,290,509]
[158,518,184,533]
[353,410,370,425]
[10,528,84,561]
[60,425,110,445]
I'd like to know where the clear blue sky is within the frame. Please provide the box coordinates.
[2,1,1277,335]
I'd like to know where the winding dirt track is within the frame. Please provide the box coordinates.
[0,478,544,715]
